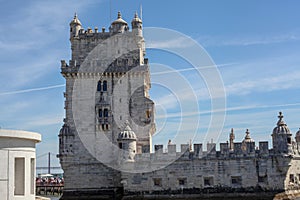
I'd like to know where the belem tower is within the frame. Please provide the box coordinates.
[58,12,300,200]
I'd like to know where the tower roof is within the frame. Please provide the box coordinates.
[131,12,142,23]
[118,121,136,140]
[273,112,290,135]
[59,124,74,136]
[243,129,254,143]
[111,11,128,25]
[70,13,82,26]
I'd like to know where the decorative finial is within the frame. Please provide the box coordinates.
[124,120,132,131]
[245,129,252,140]
[74,12,78,19]
[278,111,283,119]
[231,128,234,133]
[134,11,138,18]
[118,11,121,19]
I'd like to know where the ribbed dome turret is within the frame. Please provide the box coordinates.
[59,124,73,136]
[131,12,142,24]
[273,112,290,134]
[111,11,128,25]
[243,129,254,143]
[110,11,129,33]
[118,122,136,140]
[70,13,82,26]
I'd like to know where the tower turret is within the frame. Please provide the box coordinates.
[117,122,137,162]
[272,112,293,155]
[241,129,255,153]
[110,11,129,33]
[229,128,235,151]
[131,12,143,36]
[69,13,82,39]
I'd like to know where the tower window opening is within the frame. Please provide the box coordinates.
[119,143,123,149]
[104,109,108,117]
[146,110,151,118]
[99,109,103,118]
[102,124,105,131]
[103,81,107,91]
[153,178,162,187]
[97,81,102,91]
[204,177,213,186]
[178,178,187,186]
[231,176,242,185]
[290,174,295,183]
[287,137,292,144]
[106,124,109,130]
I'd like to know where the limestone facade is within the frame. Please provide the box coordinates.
[58,12,300,199]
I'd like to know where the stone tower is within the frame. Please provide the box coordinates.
[58,12,155,199]
[272,112,293,155]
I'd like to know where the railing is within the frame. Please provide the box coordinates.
[36,183,63,196]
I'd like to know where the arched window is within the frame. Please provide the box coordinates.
[103,81,107,91]
[104,108,108,117]
[99,109,102,118]
[97,81,101,91]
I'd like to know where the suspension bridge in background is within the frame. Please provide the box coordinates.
[36,152,63,175]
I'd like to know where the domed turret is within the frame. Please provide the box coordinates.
[58,123,74,156]
[273,112,290,134]
[272,112,293,155]
[59,124,72,136]
[70,13,82,39]
[242,129,255,153]
[118,124,137,140]
[110,11,129,34]
[117,122,137,162]
[131,12,143,36]
[243,129,254,143]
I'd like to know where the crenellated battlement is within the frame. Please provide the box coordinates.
[133,141,272,161]
[131,136,300,164]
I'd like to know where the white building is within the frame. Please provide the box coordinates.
[0,129,41,200]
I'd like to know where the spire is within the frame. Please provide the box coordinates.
[229,128,235,151]
[230,128,235,139]
[118,11,122,19]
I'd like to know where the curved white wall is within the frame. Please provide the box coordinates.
[0,129,41,200]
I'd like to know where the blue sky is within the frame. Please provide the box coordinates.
[1,0,300,170]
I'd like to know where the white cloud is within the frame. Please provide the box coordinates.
[146,36,195,49]
[199,31,300,47]
[225,70,300,96]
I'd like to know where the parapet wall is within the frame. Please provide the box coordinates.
[135,141,271,161]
